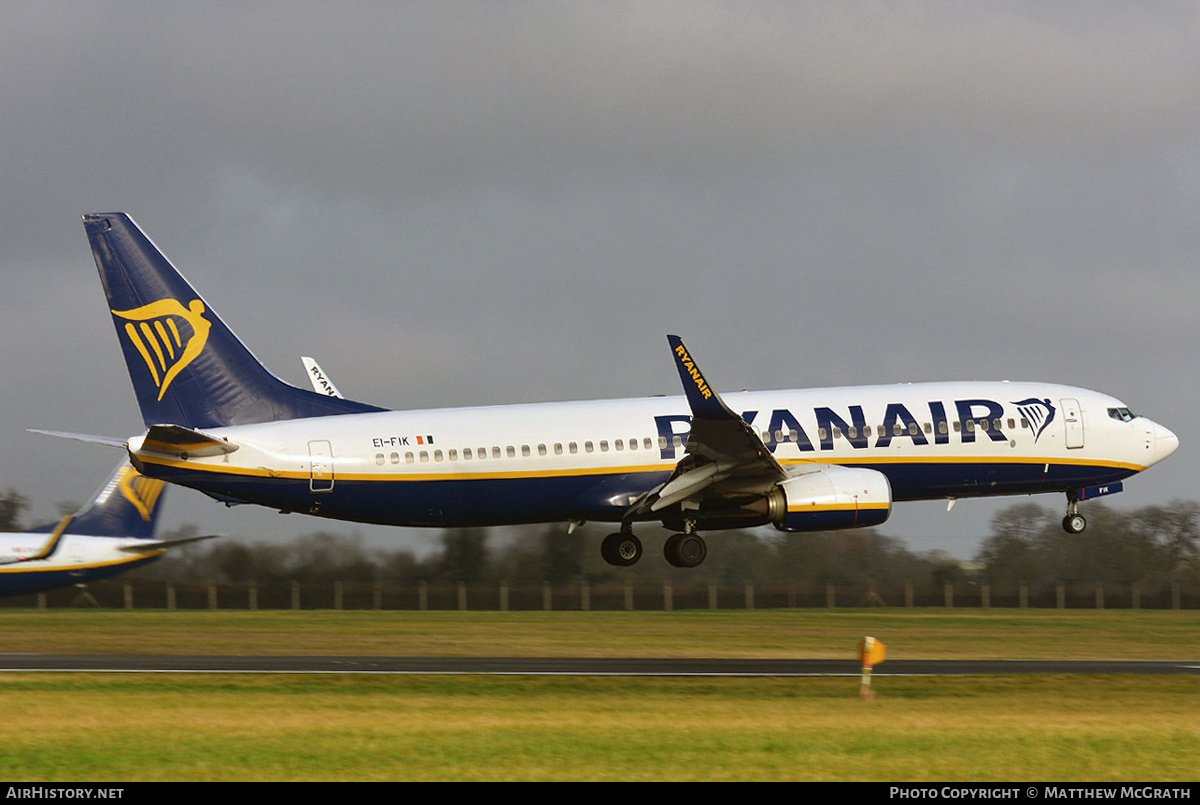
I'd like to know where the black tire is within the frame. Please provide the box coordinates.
[1062,514,1086,534]
[601,532,643,566]
[664,533,707,568]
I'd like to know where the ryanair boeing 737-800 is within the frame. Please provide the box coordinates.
[73,213,1178,568]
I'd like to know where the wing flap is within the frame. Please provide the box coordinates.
[649,462,729,512]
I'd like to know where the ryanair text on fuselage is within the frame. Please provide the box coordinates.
[653,397,1054,460]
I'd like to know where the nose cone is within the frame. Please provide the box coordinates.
[1149,420,1179,466]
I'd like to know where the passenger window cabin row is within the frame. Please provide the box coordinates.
[370,417,1038,465]
[375,436,659,466]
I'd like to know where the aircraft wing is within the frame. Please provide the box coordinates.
[29,425,238,459]
[0,515,74,565]
[630,336,787,516]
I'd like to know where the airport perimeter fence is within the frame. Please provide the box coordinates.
[4,577,1200,611]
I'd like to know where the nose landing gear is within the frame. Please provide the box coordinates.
[1062,493,1086,534]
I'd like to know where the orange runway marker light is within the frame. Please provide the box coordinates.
[858,636,887,700]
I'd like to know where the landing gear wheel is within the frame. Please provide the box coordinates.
[1062,492,1087,534]
[1060,491,1089,535]
[1062,514,1086,534]
[664,533,708,568]
[601,532,643,566]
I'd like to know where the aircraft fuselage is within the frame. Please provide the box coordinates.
[128,380,1176,529]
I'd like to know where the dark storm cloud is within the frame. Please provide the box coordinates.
[3,2,1198,552]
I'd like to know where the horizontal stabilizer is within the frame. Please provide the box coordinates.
[139,424,238,458]
[27,429,127,448]
[120,533,222,552]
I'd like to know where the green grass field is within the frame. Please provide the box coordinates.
[0,609,1196,781]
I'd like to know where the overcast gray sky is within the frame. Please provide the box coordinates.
[3,2,1198,559]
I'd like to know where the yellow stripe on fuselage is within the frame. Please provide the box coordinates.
[135,451,1145,484]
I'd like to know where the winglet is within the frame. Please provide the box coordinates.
[630,336,785,519]
[667,335,738,420]
[301,357,344,398]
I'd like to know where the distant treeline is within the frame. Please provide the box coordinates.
[137,501,1200,601]
[3,487,1198,597]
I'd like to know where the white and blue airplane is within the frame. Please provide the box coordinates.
[75,212,1178,568]
[0,464,215,595]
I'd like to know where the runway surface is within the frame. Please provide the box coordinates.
[1,655,1197,675]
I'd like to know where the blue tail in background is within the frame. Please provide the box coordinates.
[65,465,166,539]
[83,213,385,430]
[29,464,166,541]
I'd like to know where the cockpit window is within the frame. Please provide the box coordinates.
[1108,407,1136,422]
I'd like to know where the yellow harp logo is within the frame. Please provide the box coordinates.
[112,299,212,401]
[116,467,166,521]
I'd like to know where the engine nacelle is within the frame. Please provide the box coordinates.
[766,466,892,533]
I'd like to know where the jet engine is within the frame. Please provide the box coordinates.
[765,465,892,532]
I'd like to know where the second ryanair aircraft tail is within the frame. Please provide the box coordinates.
[63,464,167,540]
[12,464,167,569]
[83,213,385,430]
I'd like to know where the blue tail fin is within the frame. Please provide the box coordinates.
[83,213,385,429]
[62,465,166,539]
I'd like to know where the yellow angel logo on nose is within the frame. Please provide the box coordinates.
[111,298,212,401]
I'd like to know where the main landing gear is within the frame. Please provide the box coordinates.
[600,530,643,567]
[601,526,708,568]
[1062,493,1087,534]
[664,532,707,568]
